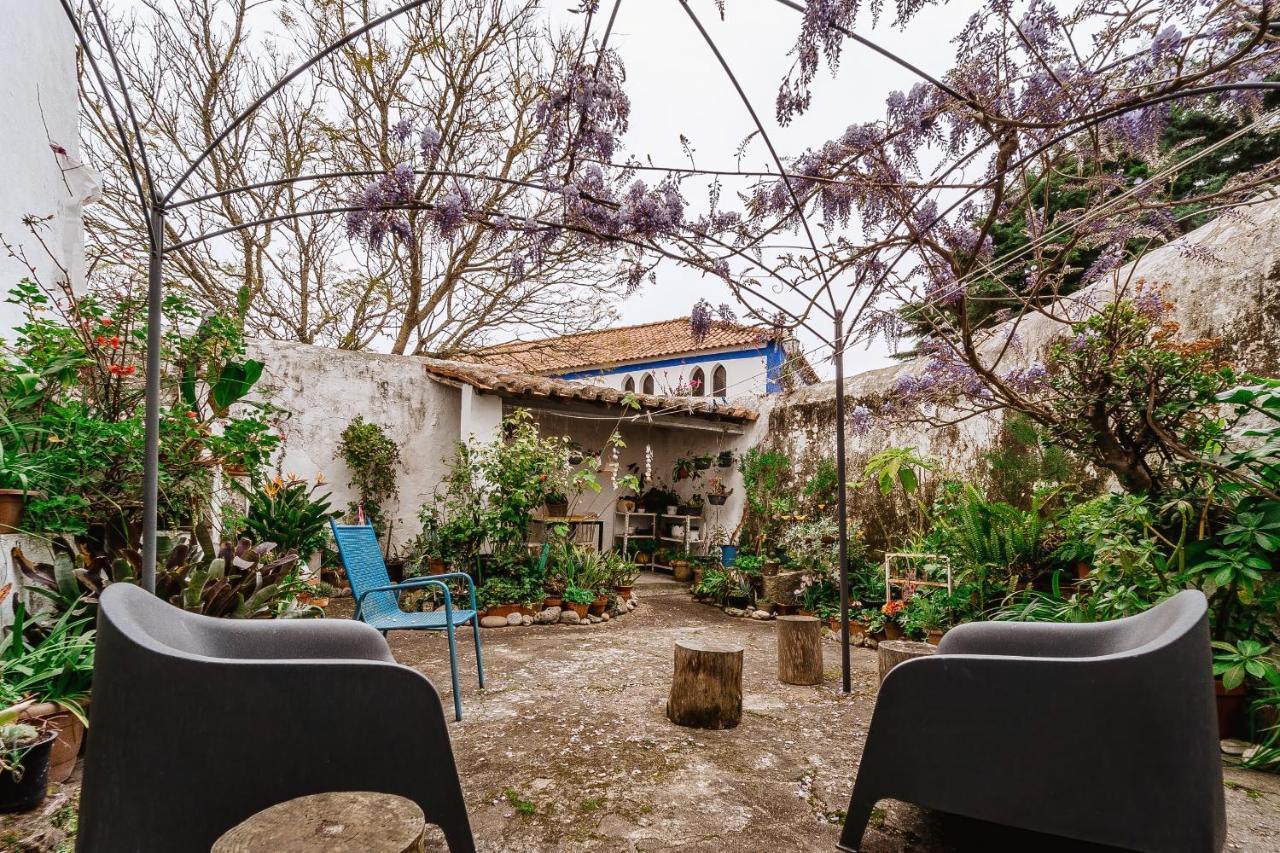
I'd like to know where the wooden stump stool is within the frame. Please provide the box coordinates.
[666,638,743,729]
[876,640,936,685]
[776,615,823,685]
[212,791,426,853]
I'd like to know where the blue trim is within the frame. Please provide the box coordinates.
[556,346,764,382]
[764,340,785,393]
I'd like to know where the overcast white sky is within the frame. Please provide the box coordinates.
[543,0,973,377]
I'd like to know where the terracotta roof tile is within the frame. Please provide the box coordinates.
[419,357,758,423]
[461,318,767,374]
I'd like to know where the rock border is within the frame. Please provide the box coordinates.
[476,596,640,629]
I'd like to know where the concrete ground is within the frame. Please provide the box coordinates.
[375,574,1280,852]
[3,573,1278,851]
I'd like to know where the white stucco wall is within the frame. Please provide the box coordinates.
[248,339,464,551]
[0,4,89,336]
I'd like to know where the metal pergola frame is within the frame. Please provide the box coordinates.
[55,0,1280,695]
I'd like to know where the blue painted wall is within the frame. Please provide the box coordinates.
[554,341,786,394]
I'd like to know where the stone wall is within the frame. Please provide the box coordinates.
[760,195,1280,545]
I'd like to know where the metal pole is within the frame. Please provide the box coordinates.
[834,310,851,693]
[141,206,165,592]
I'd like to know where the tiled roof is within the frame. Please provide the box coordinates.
[461,318,767,374]
[419,358,758,423]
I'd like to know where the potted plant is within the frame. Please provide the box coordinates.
[478,577,529,618]
[707,477,733,506]
[298,578,335,609]
[613,560,641,601]
[617,494,637,513]
[725,571,753,609]
[717,450,734,468]
[0,715,55,813]
[544,492,570,518]
[1212,640,1280,738]
[563,584,592,619]
[880,600,906,640]
[693,454,713,471]
[903,592,949,645]
[673,457,695,481]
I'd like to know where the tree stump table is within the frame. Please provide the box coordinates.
[666,638,743,729]
[877,640,936,685]
[776,615,823,685]
[212,791,426,853]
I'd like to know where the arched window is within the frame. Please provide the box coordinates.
[689,367,706,397]
[641,373,655,395]
[623,375,636,393]
[712,364,728,397]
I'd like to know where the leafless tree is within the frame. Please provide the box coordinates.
[81,0,624,352]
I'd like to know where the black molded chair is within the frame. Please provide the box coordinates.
[77,583,476,852]
[839,590,1224,852]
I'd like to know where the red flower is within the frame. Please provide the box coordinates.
[185,410,198,420]
[101,318,113,326]
[96,336,106,346]
[124,365,137,376]
[109,336,120,348]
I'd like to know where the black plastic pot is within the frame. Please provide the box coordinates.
[717,452,734,468]
[707,494,728,506]
[0,733,56,813]
[694,459,711,471]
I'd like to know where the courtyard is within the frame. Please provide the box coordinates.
[7,578,1280,851]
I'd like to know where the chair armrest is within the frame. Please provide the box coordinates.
[936,618,1120,658]
[200,616,394,662]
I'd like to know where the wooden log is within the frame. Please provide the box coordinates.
[776,615,823,685]
[666,638,744,729]
[876,639,936,685]
[212,791,426,853]
[762,570,805,606]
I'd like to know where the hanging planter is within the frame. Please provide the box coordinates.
[716,451,734,468]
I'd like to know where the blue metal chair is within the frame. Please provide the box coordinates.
[330,520,483,721]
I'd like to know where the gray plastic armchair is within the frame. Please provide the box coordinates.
[77,583,475,852]
[839,590,1224,852]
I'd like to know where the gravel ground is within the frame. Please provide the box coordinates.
[2,581,1277,851]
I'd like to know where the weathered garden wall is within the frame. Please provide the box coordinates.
[248,339,466,553]
[761,195,1280,545]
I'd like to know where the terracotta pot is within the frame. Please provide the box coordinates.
[45,712,85,785]
[614,585,633,601]
[543,595,563,609]
[309,597,330,609]
[774,603,799,616]
[635,553,650,565]
[883,623,904,641]
[672,561,693,583]
[546,501,570,518]
[567,601,589,619]
[617,498,637,513]
[850,621,868,642]
[1075,561,1092,580]
[925,629,945,646]
[1216,678,1247,739]
[427,557,447,575]
[588,596,608,616]
[0,490,26,534]
[486,603,521,619]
